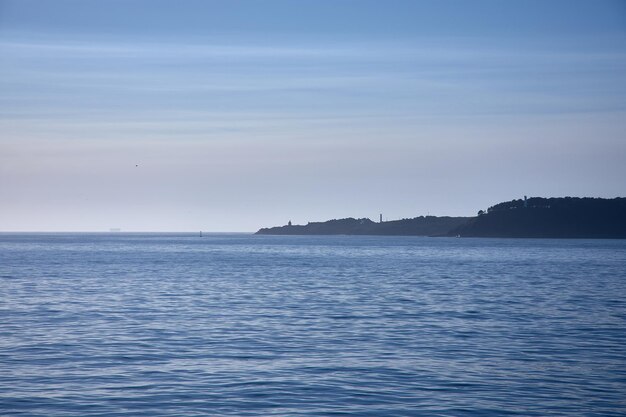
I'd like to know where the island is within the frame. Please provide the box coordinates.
[256,197,626,238]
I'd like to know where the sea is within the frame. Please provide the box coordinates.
[1,233,625,416]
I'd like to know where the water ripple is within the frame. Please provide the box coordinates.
[1,234,625,416]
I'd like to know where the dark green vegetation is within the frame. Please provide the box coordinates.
[451,197,626,238]
[256,197,626,238]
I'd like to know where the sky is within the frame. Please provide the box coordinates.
[1,0,625,232]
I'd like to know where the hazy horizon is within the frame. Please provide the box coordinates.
[2,0,625,232]
[2,194,625,233]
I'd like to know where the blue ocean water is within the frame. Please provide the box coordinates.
[0,233,625,416]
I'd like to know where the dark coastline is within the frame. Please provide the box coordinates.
[256,197,626,239]
[256,216,468,237]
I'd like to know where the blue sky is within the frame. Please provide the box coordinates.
[1,0,625,231]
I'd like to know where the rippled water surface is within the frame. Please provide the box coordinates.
[1,233,625,416]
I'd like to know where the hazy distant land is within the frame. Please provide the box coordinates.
[256,197,626,238]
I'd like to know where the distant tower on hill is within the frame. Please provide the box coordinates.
[288,220,292,226]
[524,195,528,208]
[380,214,383,223]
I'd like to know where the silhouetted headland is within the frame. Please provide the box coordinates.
[256,197,626,238]
[450,197,626,238]
[256,216,468,236]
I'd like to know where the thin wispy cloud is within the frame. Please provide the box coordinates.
[3,35,624,120]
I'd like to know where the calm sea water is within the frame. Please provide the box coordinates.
[1,233,625,416]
